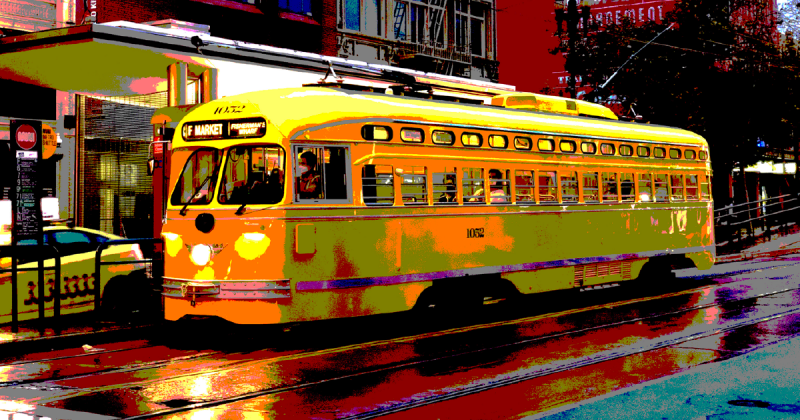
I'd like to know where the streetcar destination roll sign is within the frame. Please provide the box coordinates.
[182,117,267,141]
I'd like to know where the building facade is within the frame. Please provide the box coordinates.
[1,2,509,237]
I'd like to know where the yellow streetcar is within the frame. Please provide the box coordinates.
[161,85,714,324]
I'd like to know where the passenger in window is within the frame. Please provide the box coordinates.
[297,151,320,199]
[266,168,284,202]
[439,176,457,202]
[472,169,505,203]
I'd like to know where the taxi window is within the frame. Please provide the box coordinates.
[50,231,94,257]
[51,231,91,245]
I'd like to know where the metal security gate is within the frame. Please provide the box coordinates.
[77,92,167,237]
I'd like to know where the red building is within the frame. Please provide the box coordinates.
[498,0,676,96]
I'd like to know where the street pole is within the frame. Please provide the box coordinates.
[567,0,578,98]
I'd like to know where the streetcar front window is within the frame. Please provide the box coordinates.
[219,146,286,205]
[171,148,222,205]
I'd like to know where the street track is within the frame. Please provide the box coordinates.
[3,256,800,418]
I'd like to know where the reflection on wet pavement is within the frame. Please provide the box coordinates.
[2,258,800,419]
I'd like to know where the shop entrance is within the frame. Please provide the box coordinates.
[76,92,167,237]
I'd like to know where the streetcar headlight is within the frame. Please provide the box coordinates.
[236,232,270,260]
[190,244,212,266]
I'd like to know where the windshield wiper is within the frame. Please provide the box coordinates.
[235,202,247,215]
[180,177,211,216]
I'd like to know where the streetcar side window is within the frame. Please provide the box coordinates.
[654,174,669,202]
[602,172,618,202]
[515,170,535,203]
[701,174,711,200]
[638,174,652,202]
[670,174,684,201]
[514,136,532,150]
[294,145,351,203]
[560,172,578,203]
[489,135,508,149]
[362,164,394,206]
[539,171,557,203]
[583,172,599,203]
[401,166,428,205]
[686,174,699,200]
[463,167,485,203]
[433,168,457,205]
[620,173,635,202]
[488,169,511,204]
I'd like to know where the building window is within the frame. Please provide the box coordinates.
[344,0,382,36]
[393,0,447,44]
[470,1,486,57]
[280,0,312,15]
[455,0,469,49]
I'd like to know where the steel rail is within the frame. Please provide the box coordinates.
[119,268,800,419]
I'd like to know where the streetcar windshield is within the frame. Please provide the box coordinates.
[219,146,285,205]
[171,148,222,205]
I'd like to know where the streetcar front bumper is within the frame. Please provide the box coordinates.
[162,278,291,300]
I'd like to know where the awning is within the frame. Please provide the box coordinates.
[0,21,515,98]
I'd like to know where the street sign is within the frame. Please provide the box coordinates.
[15,124,37,150]
[42,124,57,159]
[11,120,43,242]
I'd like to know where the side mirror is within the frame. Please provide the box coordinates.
[147,159,156,176]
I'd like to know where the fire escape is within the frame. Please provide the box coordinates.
[393,0,473,77]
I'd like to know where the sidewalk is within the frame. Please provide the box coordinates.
[0,312,158,356]
[535,335,800,420]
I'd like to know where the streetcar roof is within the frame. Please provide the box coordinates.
[172,87,708,149]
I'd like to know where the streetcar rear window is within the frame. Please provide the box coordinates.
[400,128,424,143]
[671,174,684,200]
[362,126,392,141]
[686,174,699,200]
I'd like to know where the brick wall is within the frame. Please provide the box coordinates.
[97,0,178,24]
[320,0,339,57]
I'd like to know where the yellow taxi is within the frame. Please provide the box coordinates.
[0,225,149,324]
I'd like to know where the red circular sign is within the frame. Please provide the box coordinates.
[15,124,37,150]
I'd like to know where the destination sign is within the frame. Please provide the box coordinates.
[182,117,267,141]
